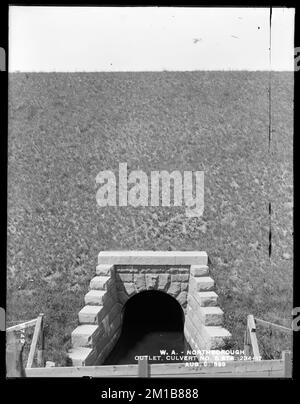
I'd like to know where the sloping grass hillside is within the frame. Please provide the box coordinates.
[7,72,293,364]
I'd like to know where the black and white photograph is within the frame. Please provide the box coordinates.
[5,6,294,379]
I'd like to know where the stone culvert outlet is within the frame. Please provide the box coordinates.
[68,251,231,366]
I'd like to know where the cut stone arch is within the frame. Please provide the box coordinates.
[121,289,185,325]
[68,251,232,366]
[113,267,188,310]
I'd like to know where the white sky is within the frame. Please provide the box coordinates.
[9,6,295,72]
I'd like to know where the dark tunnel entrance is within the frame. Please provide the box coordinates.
[103,291,191,365]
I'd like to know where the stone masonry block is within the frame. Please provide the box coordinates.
[181,282,189,292]
[115,266,139,273]
[189,276,214,292]
[96,264,114,276]
[94,328,122,365]
[157,274,170,291]
[194,291,218,307]
[98,251,208,266]
[146,274,159,289]
[68,347,93,366]
[171,274,189,282]
[187,294,201,314]
[140,267,166,274]
[187,292,218,316]
[118,291,129,304]
[102,302,122,327]
[167,267,190,274]
[167,282,181,297]
[199,307,223,326]
[201,326,232,349]
[116,273,134,283]
[78,305,104,324]
[134,274,146,291]
[187,304,223,326]
[190,265,209,277]
[82,348,98,366]
[185,312,231,350]
[71,325,99,348]
[184,317,203,351]
[89,276,110,290]
[84,290,114,306]
[123,282,136,296]
[176,291,188,306]
[94,316,122,354]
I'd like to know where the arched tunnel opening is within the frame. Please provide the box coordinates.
[103,291,191,365]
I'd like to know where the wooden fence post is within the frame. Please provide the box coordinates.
[26,313,43,368]
[247,315,260,359]
[282,350,292,378]
[138,356,149,377]
[37,314,45,367]
[244,329,251,356]
[6,331,25,377]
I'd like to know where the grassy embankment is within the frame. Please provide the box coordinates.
[7,72,293,364]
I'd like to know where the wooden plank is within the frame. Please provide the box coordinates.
[150,360,283,375]
[25,359,284,378]
[282,351,292,378]
[26,364,139,377]
[149,370,284,378]
[138,356,149,377]
[255,318,293,333]
[26,314,43,368]
[247,315,260,358]
[6,318,37,333]
[36,316,45,367]
[244,329,251,356]
[26,368,284,379]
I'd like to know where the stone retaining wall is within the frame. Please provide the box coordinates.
[68,251,231,366]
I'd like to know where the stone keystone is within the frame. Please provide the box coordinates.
[157,274,170,291]
[146,274,158,289]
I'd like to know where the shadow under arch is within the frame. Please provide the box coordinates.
[103,290,190,365]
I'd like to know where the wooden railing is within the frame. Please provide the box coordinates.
[244,314,260,359]
[7,313,293,378]
[6,313,45,376]
[244,314,292,377]
[25,354,290,378]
